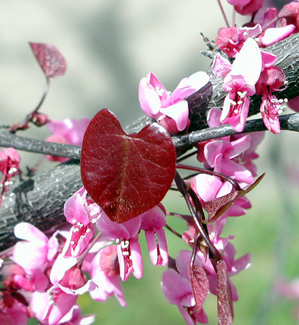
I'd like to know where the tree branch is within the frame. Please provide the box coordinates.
[1,33,299,255]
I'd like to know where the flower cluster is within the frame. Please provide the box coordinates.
[213,1,299,134]
[1,1,299,325]
[0,190,169,324]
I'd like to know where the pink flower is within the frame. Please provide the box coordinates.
[50,255,90,295]
[59,305,95,325]
[2,262,48,292]
[161,251,209,324]
[97,213,143,281]
[256,58,287,134]
[63,187,101,258]
[140,204,168,266]
[227,0,265,16]
[279,2,299,33]
[89,245,126,307]
[276,278,299,300]
[13,222,59,272]
[46,117,90,162]
[215,24,262,58]
[47,117,90,146]
[139,71,209,133]
[0,291,28,325]
[213,38,262,132]
[30,284,78,325]
[204,135,255,184]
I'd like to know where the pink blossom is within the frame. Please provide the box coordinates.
[30,284,78,325]
[13,222,59,272]
[47,117,90,146]
[161,250,209,324]
[139,71,209,133]
[89,245,126,307]
[259,24,296,47]
[215,24,262,57]
[2,262,49,292]
[276,278,299,300]
[63,187,101,258]
[227,0,265,16]
[213,38,262,132]
[279,2,299,33]
[49,254,93,296]
[0,291,29,325]
[256,61,287,134]
[46,117,90,162]
[140,204,168,266]
[59,305,95,325]
[204,135,254,184]
[97,213,143,281]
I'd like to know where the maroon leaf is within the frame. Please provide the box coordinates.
[214,260,234,325]
[81,109,176,223]
[30,42,67,78]
[188,264,209,312]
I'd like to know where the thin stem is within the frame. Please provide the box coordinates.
[34,77,50,113]
[217,0,230,28]
[10,77,51,133]
[165,224,182,238]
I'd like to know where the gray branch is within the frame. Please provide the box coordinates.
[1,33,299,255]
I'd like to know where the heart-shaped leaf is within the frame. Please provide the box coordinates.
[30,42,67,78]
[81,109,176,223]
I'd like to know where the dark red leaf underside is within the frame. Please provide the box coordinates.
[81,109,176,223]
[30,42,67,78]
[188,264,209,313]
[214,260,234,325]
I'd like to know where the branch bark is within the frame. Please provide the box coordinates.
[1,33,299,255]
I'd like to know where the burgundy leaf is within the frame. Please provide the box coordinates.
[214,260,234,325]
[81,109,176,223]
[188,264,209,312]
[30,43,67,78]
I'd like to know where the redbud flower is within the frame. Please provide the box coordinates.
[12,222,59,272]
[97,213,143,281]
[140,204,168,266]
[256,56,287,134]
[89,245,126,307]
[227,0,265,16]
[30,284,78,325]
[138,71,209,133]
[46,117,90,162]
[63,187,101,258]
[213,38,262,132]
[279,2,299,33]
[161,251,209,324]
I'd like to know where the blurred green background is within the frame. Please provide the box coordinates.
[1,0,298,324]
